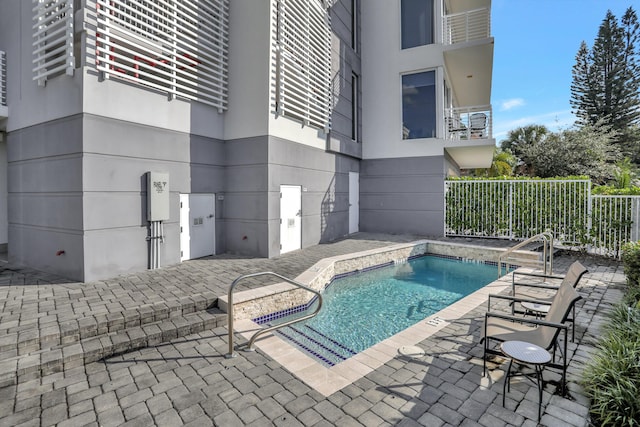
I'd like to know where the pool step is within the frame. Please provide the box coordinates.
[275,324,357,366]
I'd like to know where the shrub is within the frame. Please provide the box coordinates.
[622,241,640,306]
[582,305,640,426]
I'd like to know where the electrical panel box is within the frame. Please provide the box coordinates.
[147,172,170,221]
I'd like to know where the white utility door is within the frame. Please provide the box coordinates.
[349,172,359,234]
[180,194,215,261]
[280,185,302,254]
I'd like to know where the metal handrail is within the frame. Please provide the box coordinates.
[225,271,323,358]
[498,232,554,277]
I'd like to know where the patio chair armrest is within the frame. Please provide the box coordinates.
[512,281,560,291]
[487,293,554,312]
[485,311,570,330]
[488,293,553,305]
[513,271,564,281]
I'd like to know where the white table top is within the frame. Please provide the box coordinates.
[521,301,551,313]
[500,340,551,365]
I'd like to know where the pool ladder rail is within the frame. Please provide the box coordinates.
[225,271,323,359]
[497,231,554,277]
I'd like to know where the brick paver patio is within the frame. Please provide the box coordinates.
[0,233,626,426]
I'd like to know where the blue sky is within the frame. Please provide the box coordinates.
[491,0,637,142]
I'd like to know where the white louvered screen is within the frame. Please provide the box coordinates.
[32,0,75,86]
[95,0,229,111]
[276,0,332,130]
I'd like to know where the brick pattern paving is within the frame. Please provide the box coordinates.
[0,233,626,426]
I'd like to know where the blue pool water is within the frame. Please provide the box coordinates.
[255,255,507,366]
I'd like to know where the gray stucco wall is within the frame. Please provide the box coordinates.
[224,135,359,258]
[82,115,225,281]
[268,136,359,256]
[224,136,270,257]
[7,115,85,279]
[8,114,226,281]
[360,156,446,236]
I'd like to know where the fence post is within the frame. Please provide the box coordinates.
[586,181,593,253]
[508,181,513,240]
[632,198,640,242]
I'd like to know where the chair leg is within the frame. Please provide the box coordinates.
[571,305,576,342]
[502,358,513,406]
[536,364,544,421]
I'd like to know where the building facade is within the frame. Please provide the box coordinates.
[0,0,494,281]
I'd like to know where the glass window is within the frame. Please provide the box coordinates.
[402,71,436,139]
[351,0,358,51]
[352,72,359,141]
[401,0,434,49]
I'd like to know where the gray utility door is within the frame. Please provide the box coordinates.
[180,194,215,261]
[349,172,359,234]
[280,185,302,254]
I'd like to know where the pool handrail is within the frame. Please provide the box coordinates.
[498,231,554,277]
[225,271,323,358]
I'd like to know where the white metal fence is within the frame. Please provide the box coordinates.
[445,179,640,257]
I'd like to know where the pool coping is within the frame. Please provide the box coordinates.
[228,239,523,396]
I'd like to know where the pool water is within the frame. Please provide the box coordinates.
[256,255,506,366]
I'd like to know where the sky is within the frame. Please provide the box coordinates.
[491,0,638,143]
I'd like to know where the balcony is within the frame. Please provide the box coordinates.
[444,105,495,169]
[0,50,7,119]
[442,7,491,45]
[446,105,492,140]
[442,3,493,108]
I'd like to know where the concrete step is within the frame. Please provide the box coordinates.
[0,308,227,388]
[0,291,219,359]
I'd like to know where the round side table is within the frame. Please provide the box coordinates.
[500,340,551,422]
[520,301,550,319]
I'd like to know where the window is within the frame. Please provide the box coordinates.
[276,0,332,130]
[402,71,436,139]
[95,0,229,111]
[351,72,359,141]
[401,0,434,49]
[351,0,358,51]
[33,0,75,86]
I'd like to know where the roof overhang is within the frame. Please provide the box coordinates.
[443,39,494,107]
[445,140,495,169]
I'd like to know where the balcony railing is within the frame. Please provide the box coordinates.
[0,50,7,118]
[442,7,491,45]
[445,105,492,141]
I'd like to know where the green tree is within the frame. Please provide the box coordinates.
[500,125,549,157]
[500,125,550,175]
[516,122,620,183]
[570,8,640,140]
[612,157,637,188]
[472,148,516,177]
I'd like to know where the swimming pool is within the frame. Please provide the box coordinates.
[254,255,507,366]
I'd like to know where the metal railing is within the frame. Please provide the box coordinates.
[225,271,323,358]
[497,232,554,277]
[444,179,640,258]
[445,105,493,141]
[442,7,491,45]
[591,195,640,257]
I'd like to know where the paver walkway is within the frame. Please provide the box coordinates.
[0,233,627,426]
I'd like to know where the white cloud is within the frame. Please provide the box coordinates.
[500,98,525,111]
